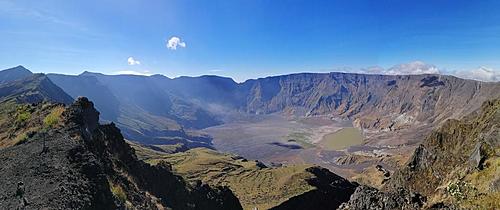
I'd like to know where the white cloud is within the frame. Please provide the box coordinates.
[385,61,440,75]
[209,69,224,73]
[127,57,140,65]
[453,67,500,82]
[359,61,440,75]
[166,36,186,50]
[356,61,499,82]
[359,66,385,74]
[113,70,152,76]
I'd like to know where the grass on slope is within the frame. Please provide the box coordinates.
[131,145,318,210]
[0,102,66,148]
[460,155,500,209]
[392,99,500,209]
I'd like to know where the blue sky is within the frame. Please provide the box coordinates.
[1,0,500,82]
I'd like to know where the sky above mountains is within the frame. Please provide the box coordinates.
[1,0,500,82]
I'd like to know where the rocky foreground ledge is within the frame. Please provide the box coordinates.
[0,97,242,209]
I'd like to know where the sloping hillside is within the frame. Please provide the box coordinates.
[386,99,500,208]
[0,97,242,209]
[0,73,73,105]
[0,65,33,83]
[132,145,357,210]
[48,72,220,149]
[341,99,500,209]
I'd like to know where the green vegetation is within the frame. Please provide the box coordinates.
[43,106,65,128]
[132,145,318,210]
[110,183,127,203]
[446,181,474,200]
[15,105,32,124]
[1,103,66,148]
[13,133,28,145]
[285,132,315,149]
[460,157,500,209]
[320,127,363,150]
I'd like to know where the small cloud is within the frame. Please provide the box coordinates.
[166,36,186,50]
[359,61,440,75]
[209,69,224,73]
[113,70,152,76]
[360,66,385,74]
[385,61,440,75]
[453,67,500,82]
[127,57,140,65]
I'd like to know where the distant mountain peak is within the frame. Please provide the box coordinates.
[0,65,34,83]
[0,74,73,104]
[79,71,103,76]
[13,65,28,69]
[2,65,31,72]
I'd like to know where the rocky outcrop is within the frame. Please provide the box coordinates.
[0,97,242,209]
[340,99,500,209]
[386,99,500,196]
[468,141,489,170]
[338,186,426,210]
[271,167,358,210]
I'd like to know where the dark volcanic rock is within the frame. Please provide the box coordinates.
[407,144,435,171]
[0,97,242,210]
[468,141,488,170]
[338,186,425,210]
[271,167,357,210]
[0,120,116,209]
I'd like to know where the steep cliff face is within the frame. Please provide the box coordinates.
[0,97,242,210]
[340,99,500,209]
[242,73,500,131]
[385,99,500,208]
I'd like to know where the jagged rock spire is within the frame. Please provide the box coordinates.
[64,97,100,139]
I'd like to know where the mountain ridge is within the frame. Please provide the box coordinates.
[34,68,500,151]
[1,66,497,158]
[0,73,73,105]
[0,65,33,84]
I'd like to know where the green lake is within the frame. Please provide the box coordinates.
[320,127,363,150]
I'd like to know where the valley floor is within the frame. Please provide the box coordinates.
[202,113,415,182]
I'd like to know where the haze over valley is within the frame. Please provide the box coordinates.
[1,1,500,209]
